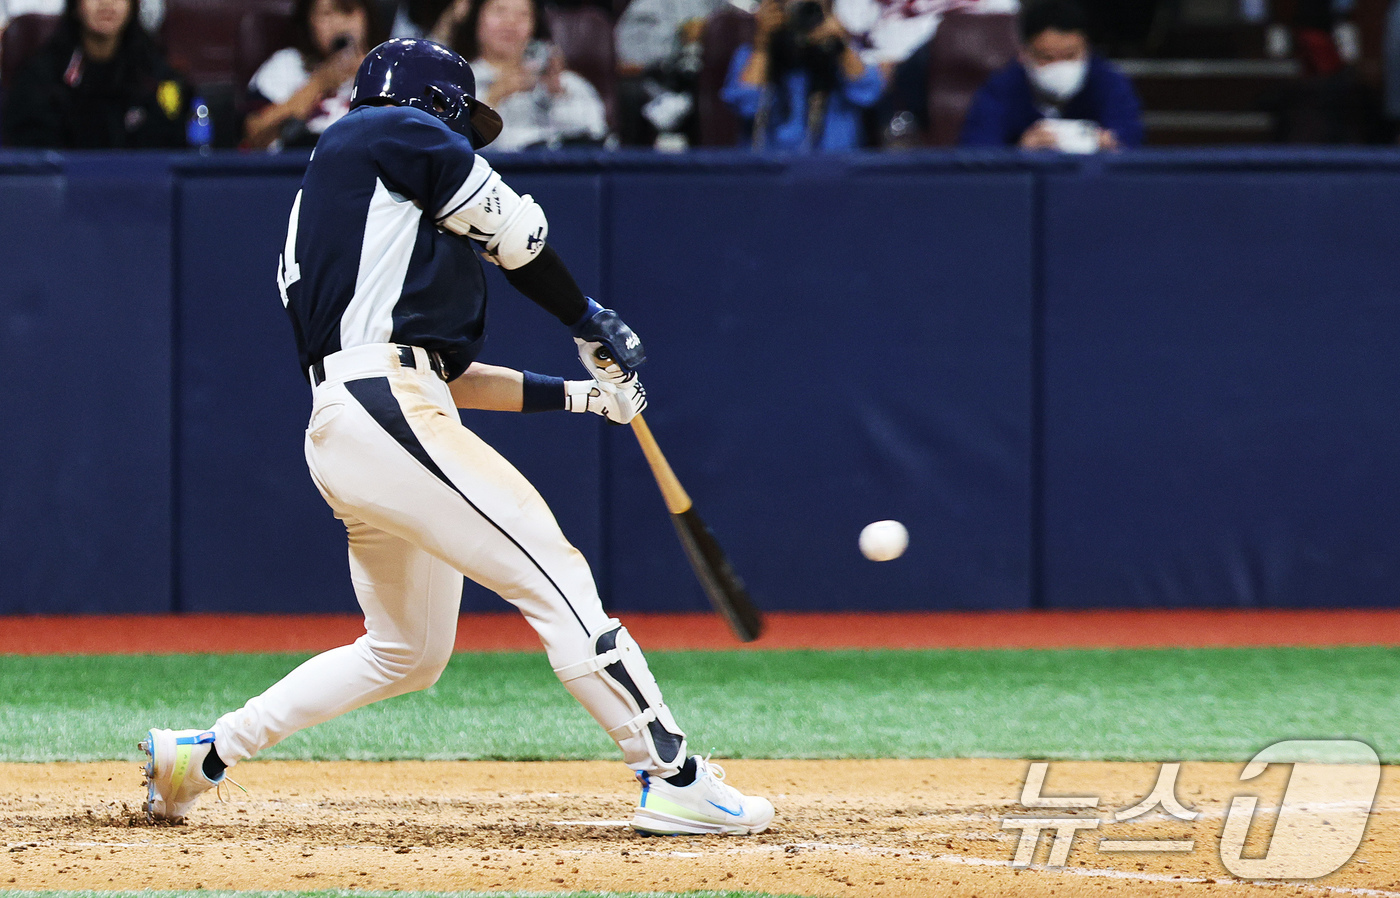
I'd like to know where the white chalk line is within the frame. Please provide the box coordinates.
[607,837,1400,896]
[552,820,631,826]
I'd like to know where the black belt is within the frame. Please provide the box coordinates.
[311,345,448,387]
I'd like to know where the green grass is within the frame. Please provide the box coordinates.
[1,647,1397,763]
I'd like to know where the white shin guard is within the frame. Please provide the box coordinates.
[554,621,687,775]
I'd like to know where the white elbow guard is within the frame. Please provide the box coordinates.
[437,164,548,270]
[483,194,547,269]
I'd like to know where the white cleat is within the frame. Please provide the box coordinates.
[632,755,774,835]
[138,728,224,822]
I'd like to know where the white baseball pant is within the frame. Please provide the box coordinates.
[211,344,684,775]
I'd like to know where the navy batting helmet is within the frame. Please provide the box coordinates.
[350,38,503,149]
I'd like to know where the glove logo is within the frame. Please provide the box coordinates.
[526,227,544,252]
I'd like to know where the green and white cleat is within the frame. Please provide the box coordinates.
[632,755,774,835]
[138,728,224,822]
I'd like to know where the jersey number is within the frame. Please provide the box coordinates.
[276,190,303,308]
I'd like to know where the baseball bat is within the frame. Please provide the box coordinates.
[627,413,764,642]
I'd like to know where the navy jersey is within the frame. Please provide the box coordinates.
[277,104,496,381]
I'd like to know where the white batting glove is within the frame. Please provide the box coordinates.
[565,376,647,424]
[575,337,635,386]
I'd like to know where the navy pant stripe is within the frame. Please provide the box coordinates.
[344,377,590,635]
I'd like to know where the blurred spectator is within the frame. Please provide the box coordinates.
[836,0,1017,68]
[1,0,159,35]
[958,0,1140,150]
[244,0,382,150]
[722,0,883,149]
[3,0,186,147]
[618,0,721,71]
[388,0,469,41]
[835,0,1017,137]
[614,0,721,146]
[451,0,607,149]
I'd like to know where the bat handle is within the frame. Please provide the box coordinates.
[630,414,692,515]
[590,348,690,512]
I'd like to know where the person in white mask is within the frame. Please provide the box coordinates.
[958,0,1142,151]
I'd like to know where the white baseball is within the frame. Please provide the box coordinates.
[859,520,908,562]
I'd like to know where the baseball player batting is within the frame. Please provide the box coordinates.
[139,37,773,837]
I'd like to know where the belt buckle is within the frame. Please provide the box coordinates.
[396,344,448,381]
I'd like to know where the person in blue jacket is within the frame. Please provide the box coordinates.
[722,0,883,150]
[959,0,1143,151]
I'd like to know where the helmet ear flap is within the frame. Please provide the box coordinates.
[424,84,454,117]
[423,83,478,141]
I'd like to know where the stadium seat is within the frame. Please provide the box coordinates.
[162,0,294,90]
[925,12,1019,146]
[696,3,753,146]
[160,0,293,146]
[238,1,296,89]
[543,6,616,128]
[162,0,243,87]
[1,13,61,92]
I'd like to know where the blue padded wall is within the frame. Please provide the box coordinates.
[174,163,337,613]
[0,157,174,613]
[603,159,1036,611]
[1040,163,1400,608]
[6,150,1400,615]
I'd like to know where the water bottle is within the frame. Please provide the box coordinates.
[187,96,213,154]
[882,111,919,150]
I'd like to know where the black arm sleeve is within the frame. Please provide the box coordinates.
[502,244,590,326]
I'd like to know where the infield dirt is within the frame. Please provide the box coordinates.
[1,759,1396,897]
